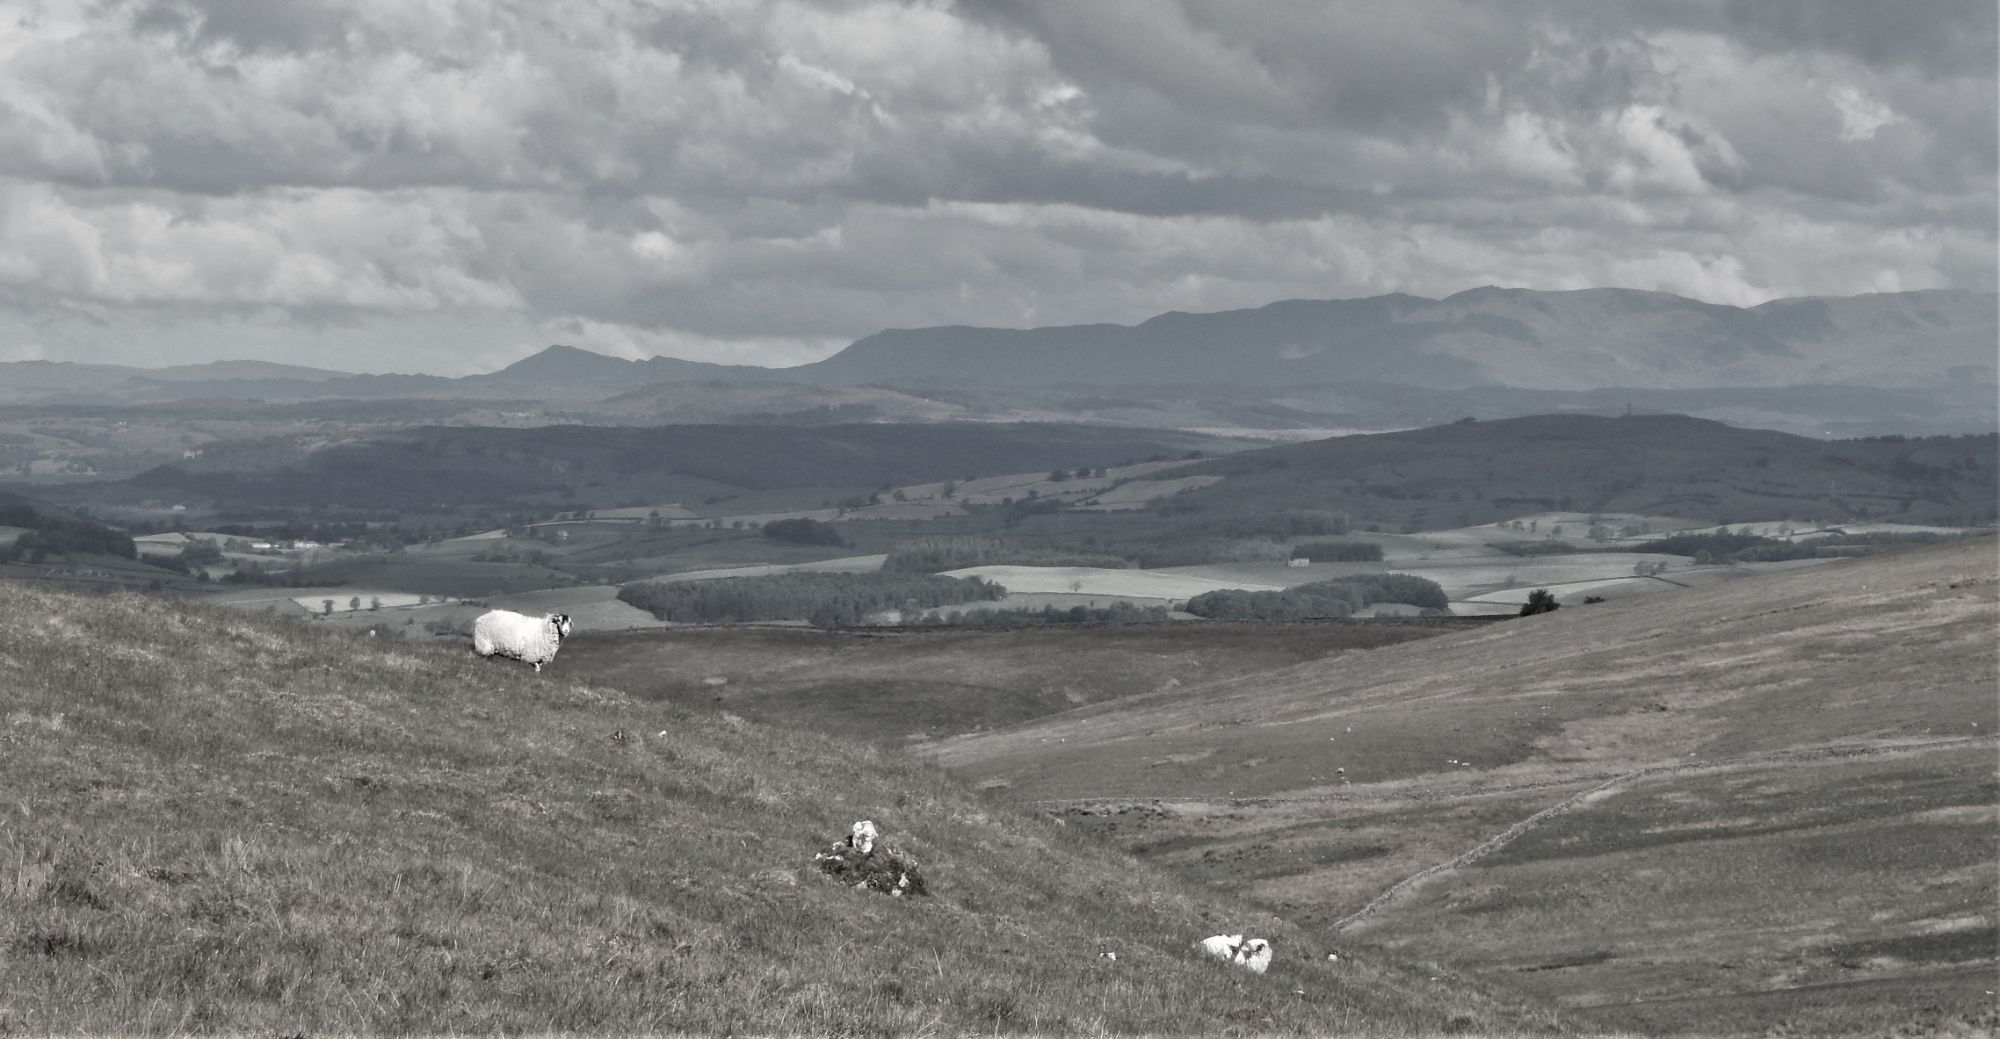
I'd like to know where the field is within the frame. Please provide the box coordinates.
[943,564,1285,601]
[922,540,2000,1033]
[0,581,1558,1035]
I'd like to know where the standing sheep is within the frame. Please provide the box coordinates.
[472,610,572,672]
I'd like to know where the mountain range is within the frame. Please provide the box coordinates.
[3,287,1992,435]
[805,287,1996,390]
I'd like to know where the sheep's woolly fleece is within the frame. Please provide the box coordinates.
[1196,934,1272,974]
[472,610,572,672]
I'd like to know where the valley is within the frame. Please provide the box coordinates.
[922,540,1999,1034]
[0,365,1992,1035]
[8,6,1995,1032]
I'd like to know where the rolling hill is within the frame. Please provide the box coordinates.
[1168,413,1998,529]
[22,422,1243,514]
[0,581,1558,1034]
[925,538,1999,1034]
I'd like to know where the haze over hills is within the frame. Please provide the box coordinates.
[3,289,1992,439]
[804,288,1997,391]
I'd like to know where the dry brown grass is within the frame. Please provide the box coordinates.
[0,582,1559,1035]
[556,618,1474,745]
[932,539,2000,1034]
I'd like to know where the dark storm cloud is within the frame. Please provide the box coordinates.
[0,0,1990,372]
[1709,0,1997,74]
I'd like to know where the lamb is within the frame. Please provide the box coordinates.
[472,610,572,672]
[1195,934,1272,974]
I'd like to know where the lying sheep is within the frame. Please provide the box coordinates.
[472,610,572,672]
[1195,934,1272,974]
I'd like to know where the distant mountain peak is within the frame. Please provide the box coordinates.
[495,344,634,377]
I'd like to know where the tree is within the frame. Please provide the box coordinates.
[322,599,335,617]
[348,596,362,612]
[1519,589,1561,616]
[763,518,846,547]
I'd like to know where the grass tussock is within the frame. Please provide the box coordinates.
[0,583,1557,1035]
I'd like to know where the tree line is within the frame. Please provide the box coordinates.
[0,503,136,562]
[1184,573,1448,621]
[916,602,1171,626]
[1289,540,1384,562]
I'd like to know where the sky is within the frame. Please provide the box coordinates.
[1,0,1994,375]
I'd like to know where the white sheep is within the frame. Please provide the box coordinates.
[1195,934,1272,974]
[472,610,572,672]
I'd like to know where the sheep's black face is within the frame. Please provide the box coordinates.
[552,614,573,639]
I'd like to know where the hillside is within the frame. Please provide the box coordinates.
[555,619,1485,745]
[795,288,1996,391]
[0,582,1558,1034]
[926,539,1999,1034]
[1170,413,1998,528]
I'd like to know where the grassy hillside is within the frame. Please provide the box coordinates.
[0,584,1555,1034]
[1173,414,1997,529]
[557,619,1486,745]
[929,539,1999,1034]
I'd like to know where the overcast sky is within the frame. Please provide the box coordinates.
[2,0,1993,374]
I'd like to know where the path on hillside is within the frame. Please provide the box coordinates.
[1022,735,1993,816]
[1017,735,1995,929]
[1324,734,1996,932]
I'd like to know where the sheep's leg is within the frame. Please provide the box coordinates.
[533,661,542,673]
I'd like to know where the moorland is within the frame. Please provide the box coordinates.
[1,289,1995,1033]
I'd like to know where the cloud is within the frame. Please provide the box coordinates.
[0,0,1988,372]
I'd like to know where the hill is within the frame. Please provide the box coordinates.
[0,490,137,561]
[0,581,1563,1034]
[1169,413,1998,529]
[926,539,1999,1034]
[453,345,781,399]
[28,422,1242,514]
[794,288,1997,391]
